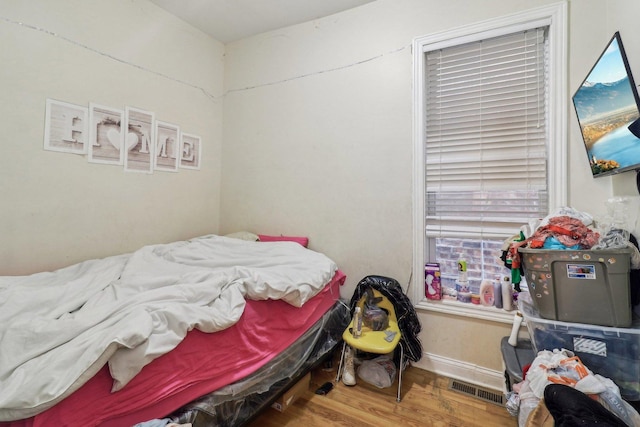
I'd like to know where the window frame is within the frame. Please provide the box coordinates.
[411,2,568,323]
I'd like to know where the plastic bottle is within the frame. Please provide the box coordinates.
[457,292,472,303]
[457,254,468,283]
[502,275,513,311]
[479,279,494,306]
[352,307,363,338]
[508,312,524,346]
[493,276,503,309]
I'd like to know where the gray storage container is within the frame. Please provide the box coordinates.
[519,247,633,327]
[500,336,535,391]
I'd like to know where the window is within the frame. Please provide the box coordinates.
[411,4,567,321]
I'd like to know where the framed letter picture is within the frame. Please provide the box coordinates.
[154,121,180,172]
[124,106,155,173]
[44,99,88,154]
[88,103,124,165]
[180,133,201,170]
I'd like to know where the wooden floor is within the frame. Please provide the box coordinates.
[248,360,518,427]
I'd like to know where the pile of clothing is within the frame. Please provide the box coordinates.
[508,349,640,426]
[503,207,640,300]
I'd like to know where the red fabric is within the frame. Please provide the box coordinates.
[257,235,309,247]
[523,363,532,381]
[527,216,599,249]
[1,271,345,427]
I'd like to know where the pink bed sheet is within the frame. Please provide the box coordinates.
[1,271,345,427]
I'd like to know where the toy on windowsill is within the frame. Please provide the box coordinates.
[501,231,526,292]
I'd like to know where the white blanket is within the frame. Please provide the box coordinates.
[0,235,337,421]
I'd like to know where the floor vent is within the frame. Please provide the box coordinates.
[448,379,505,406]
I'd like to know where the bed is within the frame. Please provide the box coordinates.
[0,234,347,427]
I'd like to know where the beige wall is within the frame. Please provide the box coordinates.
[3,0,640,392]
[0,0,224,274]
[221,0,640,387]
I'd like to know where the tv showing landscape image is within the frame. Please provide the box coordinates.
[573,32,640,177]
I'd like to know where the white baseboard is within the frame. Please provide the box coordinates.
[411,352,507,393]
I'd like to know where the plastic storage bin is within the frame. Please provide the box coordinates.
[519,247,634,327]
[519,292,640,401]
[500,336,535,391]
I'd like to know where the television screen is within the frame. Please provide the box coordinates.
[573,31,640,178]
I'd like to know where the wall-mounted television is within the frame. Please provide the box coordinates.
[573,31,640,178]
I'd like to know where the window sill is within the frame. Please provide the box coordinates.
[415,298,518,324]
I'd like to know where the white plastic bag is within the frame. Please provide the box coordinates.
[357,355,396,388]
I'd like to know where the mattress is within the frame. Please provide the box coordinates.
[168,297,349,426]
[0,236,345,427]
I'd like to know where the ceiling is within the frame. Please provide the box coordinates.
[149,0,376,44]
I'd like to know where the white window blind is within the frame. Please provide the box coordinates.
[424,27,549,238]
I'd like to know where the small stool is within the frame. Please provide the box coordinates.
[500,336,535,391]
